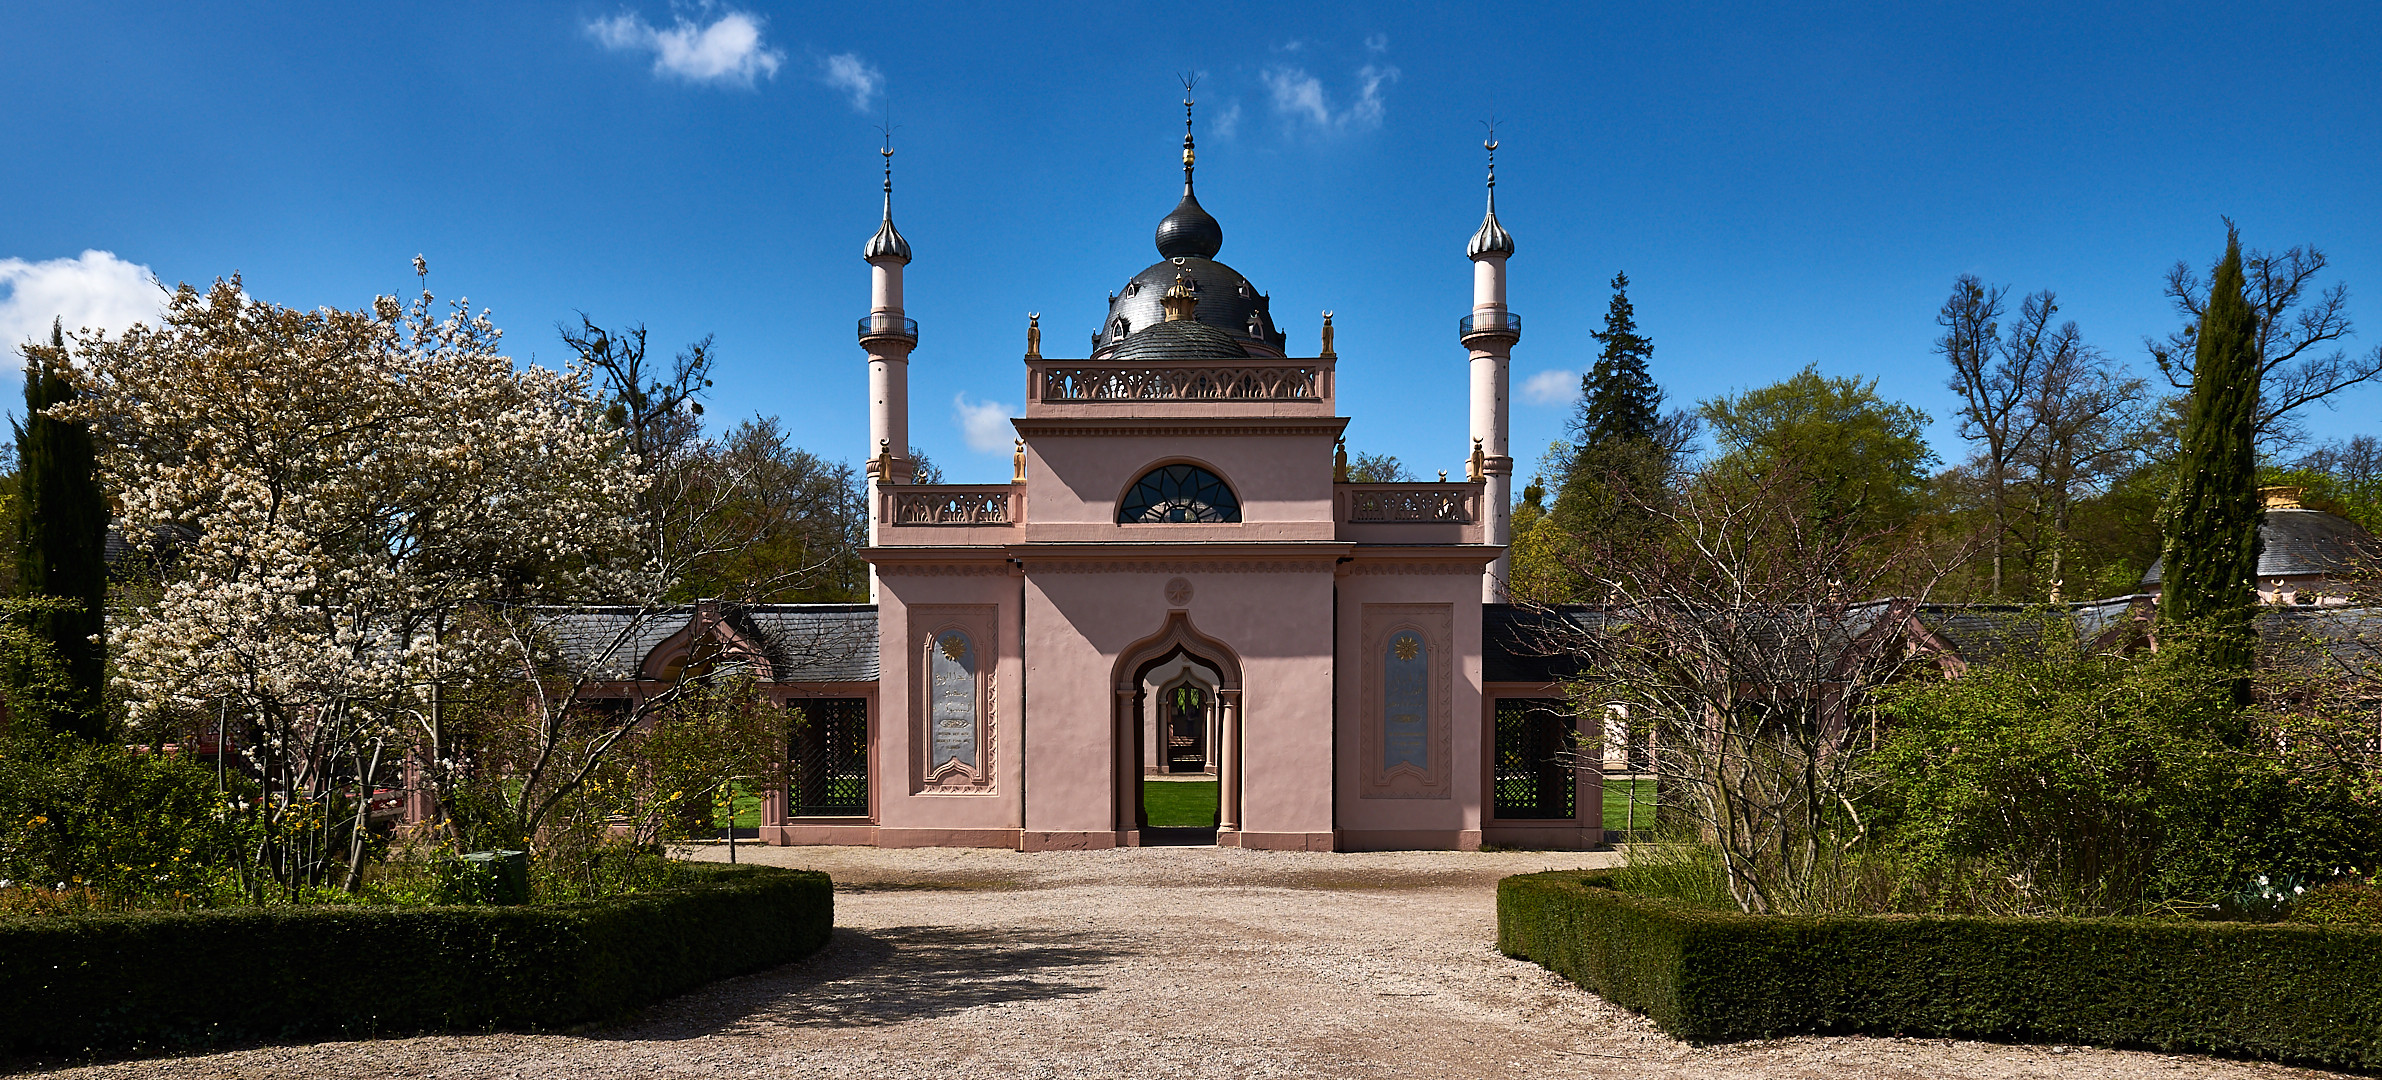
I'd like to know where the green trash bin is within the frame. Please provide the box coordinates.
[453,849,531,905]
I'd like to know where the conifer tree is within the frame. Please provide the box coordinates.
[1546,274,1670,600]
[13,320,110,740]
[1576,272,1661,447]
[2158,227,2262,691]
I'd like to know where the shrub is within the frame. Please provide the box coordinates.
[2294,880,2382,926]
[0,736,246,905]
[1499,869,2382,1068]
[0,862,832,1056]
[1869,627,2382,914]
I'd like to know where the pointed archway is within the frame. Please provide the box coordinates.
[1111,611,1243,846]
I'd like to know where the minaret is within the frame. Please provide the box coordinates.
[1462,136,1518,603]
[861,136,917,602]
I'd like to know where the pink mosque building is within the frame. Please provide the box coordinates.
[726,107,1598,852]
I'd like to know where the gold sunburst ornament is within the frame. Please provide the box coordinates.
[1394,635,1420,662]
[940,635,969,662]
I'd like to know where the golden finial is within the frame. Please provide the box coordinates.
[1025,312,1041,358]
[1320,310,1335,357]
[1160,273,1198,322]
[1013,438,1027,483]
[1333,437,1349,483]
[1178,73,1200,184]
[1468,438,1485,482]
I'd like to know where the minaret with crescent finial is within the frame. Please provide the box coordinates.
[861,130,918,602]
[1462,129,1519,603]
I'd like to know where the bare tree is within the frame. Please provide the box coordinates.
[2014,325,2148,598]
[1539,457,1961,913]
[1937,276,2028,596]
[2148,239,2382,452]
[423,318,862,847]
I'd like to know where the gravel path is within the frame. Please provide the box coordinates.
[12,844,2351,1079]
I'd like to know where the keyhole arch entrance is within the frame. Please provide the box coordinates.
[1112,610,1243,845]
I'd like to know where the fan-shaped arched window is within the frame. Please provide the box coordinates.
[1118,464,1241,524]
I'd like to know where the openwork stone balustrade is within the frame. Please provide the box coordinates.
[887,486,1013,525]
[1032,361,1332,403]
[1338,484,1479,524]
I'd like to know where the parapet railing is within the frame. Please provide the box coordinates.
[1458,310,1522,346]
[1337,483,1480,525]
[1030,359,1332,403]
[885,485,1012,525]
[858,313,919,345]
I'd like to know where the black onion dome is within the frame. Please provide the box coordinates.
[1094,256,1286,357]
[1155,191,1223,259]
[1107,317,1250,361]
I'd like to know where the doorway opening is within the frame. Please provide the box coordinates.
[1113,611,1242,847]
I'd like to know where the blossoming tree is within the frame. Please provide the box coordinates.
[63,276,637,893]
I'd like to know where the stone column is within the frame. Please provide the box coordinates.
[1217,689,1243,836]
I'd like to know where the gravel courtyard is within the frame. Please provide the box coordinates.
[14,844,2354,1080]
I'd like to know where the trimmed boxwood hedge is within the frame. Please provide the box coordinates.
[0,862,832,1056]
[1499,869,2382,1069]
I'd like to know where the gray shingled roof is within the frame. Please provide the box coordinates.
[2142,508,2377,585]
[2258,605,2382,680]
[530,604,878,683]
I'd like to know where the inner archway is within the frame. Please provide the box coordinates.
[1112,611,1242,847]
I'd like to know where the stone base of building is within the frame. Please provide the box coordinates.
[1333,828,1485,852]
[1217,830,1338,851]
[1481,823,1605,850]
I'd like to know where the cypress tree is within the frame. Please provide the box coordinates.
[2157,227,2262,697]
[12,320,110,740]
[1576,272,1661,447]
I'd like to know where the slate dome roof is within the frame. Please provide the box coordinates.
[2140,508,2376,586]
[1107,316,1250,361]
[1095,255,1285,358]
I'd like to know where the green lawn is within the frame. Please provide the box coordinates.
[1142,778,1219,828]
[1603,778,1657,834]
[709,786,765,829]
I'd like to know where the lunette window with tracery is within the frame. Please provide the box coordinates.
[1118,464,1241,523]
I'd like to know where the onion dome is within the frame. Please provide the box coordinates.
[1093,95,1285,357]
[1467,138,1515,260]
[1156,192,1223,260]
[1155,97,1223,259]
[863,145,911,265]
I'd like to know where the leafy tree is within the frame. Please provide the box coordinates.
[1343,451,1413,484]
[2157,227,2263,691]
[10,322,109,740]
[1699,364,1936,536]
[674,417,866,603]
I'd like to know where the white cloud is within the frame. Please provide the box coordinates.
[1364,33,1389,53]
[1263,62,1399,132]
[0,250,165,352]
[1209,100,1242,139]
[1522,369,1582,407]
[953,393,1014,453]
[588,9,783,87]
[819,53,883,113]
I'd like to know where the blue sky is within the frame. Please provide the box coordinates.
[5,3,2379,485]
